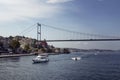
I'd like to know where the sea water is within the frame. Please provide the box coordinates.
[0,52,120,80]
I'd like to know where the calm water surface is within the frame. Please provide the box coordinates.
[0,52,120,80]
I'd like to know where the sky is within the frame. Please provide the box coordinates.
[0,0,120,50]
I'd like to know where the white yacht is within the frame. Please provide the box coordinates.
[32,55,49,63]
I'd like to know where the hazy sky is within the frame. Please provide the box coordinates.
[0,0,120,49]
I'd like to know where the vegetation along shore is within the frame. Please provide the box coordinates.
[0,36,70,58]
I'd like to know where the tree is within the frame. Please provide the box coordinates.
[0,41,3,47]
[9,40,20,50]
[40,48,46,53]
[0,41,3,50]
[8,36,13,40]
[24,44,30,51]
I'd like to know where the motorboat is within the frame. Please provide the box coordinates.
[32,55,49,63]
[72,57,81,61]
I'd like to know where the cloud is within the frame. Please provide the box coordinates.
[46,0,73,4]
[0,0,61,22]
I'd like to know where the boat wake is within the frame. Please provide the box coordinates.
[71,57,81,61]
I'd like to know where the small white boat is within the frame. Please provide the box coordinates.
[72,57,81,61]
[32,55,49,63]
[94,53,98,55]
[94,51,99,55]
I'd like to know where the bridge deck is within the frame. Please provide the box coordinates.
[43,39,120,42]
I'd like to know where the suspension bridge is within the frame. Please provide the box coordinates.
[20,23,120,42]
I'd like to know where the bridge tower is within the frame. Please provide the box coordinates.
[37,23,41,41]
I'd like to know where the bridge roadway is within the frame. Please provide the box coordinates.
[43,39,120,42]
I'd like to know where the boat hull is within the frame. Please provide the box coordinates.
[32,59,49,63]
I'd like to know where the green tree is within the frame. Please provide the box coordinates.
[9,40,20,49]
[8,36,13,40]
[0,41,3,47]
[40,48,46,53]
[0,41,3,51]
[24,44,30,51]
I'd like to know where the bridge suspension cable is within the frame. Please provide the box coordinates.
[18,23,120,42]
[40,23,120,39]
[19,23,36,36]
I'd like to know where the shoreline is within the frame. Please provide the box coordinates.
[0,52,70,58]
[0,54,33,58]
